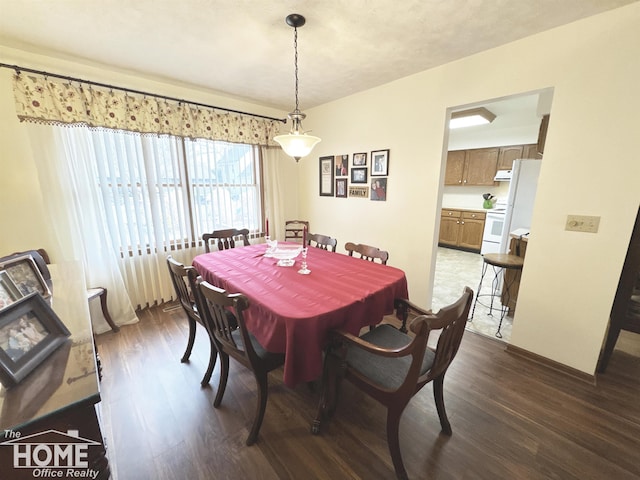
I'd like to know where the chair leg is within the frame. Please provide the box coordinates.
[387,406,409,480]
[181,318,197,363]
[246,370,269,446]
[98,288,120,332]
[200,337,218,387]
[433,375,452,435]
[213,353,229,408]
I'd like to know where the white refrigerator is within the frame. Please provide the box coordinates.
[499,159,541,253]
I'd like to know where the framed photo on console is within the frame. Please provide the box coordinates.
[0,254,51,300]
[0,293,70,387]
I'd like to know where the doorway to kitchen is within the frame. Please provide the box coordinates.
[432,90,552,343]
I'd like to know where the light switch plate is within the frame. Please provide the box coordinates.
[565,215,600,233]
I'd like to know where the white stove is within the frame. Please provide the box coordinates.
[481,201,507,254]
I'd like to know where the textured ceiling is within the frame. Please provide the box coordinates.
[0,0,636,111]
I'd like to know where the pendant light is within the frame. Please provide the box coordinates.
[274,13,321,162]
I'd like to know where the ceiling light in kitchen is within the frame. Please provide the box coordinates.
[450,107,496,129]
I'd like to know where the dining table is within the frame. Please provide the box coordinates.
[192,243,409,388]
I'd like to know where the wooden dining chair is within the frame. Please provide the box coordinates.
[312,287,474,480]
[202,228,250,253]
[307,233,337,252]
[192,277,285,446]
[166,256,218,386]
[345,242,389,265]
[284,220,309,243]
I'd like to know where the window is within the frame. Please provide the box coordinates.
[93,129,263,255]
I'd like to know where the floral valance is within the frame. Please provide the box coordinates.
[13,73,282,147]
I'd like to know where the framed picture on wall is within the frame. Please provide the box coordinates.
[371,149,390,176]
[336,178,348,198]
[319,156,335,196]
[351,168,368,184]
[371,178,387,201]
[335,155,348,177]
[353,152,367,166]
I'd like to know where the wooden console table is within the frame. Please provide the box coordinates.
[0,263,110,479]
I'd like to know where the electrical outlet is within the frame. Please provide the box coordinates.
[565,215,600,233]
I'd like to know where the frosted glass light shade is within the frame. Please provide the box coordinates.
[274,132,321,161]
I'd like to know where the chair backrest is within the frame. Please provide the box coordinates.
[166,255,199,321]
[284,220,309,243]
[307,233,337,252]
[192,277,259,366]
[202,228,250,253]
[344,242,389,265]
[413,286,473,387]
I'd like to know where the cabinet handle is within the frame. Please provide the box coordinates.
[461,221,465,225]
[458,180,462,184]
[457,221,460,224]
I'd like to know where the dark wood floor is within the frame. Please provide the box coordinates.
[96,304,640,480]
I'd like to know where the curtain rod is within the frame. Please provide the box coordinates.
[0,62,287,123]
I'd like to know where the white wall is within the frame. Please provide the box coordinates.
[299,4,640,375]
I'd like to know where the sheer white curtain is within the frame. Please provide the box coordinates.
[25,124,138,331]
[25,123,268,312]
[262,146,289,240]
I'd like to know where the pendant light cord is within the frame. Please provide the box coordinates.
[293,26,300,113]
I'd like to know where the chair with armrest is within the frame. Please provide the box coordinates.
[166,255,218,386]
[202,228,250,253]
[312,286,474,480]
[192,277,285,446]
[345,242,389,265]
[307,233,337,252]
[284,220,309,243]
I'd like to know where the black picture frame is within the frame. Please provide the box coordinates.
[371,149,390,176]
[0,293,70,387]
[351,167,368,184]
[353,152,367,166]
[319,156,335,196]
[0,254,51,300]
[336,178,348,198]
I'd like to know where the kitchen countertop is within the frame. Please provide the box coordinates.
[442,206,490,213]
[510,231,530,242]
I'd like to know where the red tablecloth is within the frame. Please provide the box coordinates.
[192,244,409,387]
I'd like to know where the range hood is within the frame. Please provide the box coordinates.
[494,169,512,181]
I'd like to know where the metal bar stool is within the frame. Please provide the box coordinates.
[470,253,524,338]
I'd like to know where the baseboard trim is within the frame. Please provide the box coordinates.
[505,344,596,385]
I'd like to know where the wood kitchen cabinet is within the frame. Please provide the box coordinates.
[444,147,498,186]
[439,209,486,252]
[497,144,540,170]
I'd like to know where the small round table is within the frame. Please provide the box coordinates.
[469,253,524,338]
